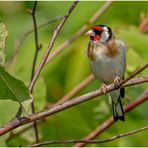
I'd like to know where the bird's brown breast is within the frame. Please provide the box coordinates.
[106,39,119,58]
[87,38,119,61]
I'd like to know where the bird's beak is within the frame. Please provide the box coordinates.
[85,30,95,36]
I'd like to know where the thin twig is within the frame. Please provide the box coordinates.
[29,1,39,143]
[6,16,62,67]
[46,1,114,64]
[30,125,148,146]
[30,2,40,82]
[74,89,148,147]
[28,0,79,93]
[0,75,147,135]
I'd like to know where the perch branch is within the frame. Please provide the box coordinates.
[0,79,147,136]
[46,1,114,64]
[31,125,148,146]
[0,63,147,136]
[28,0,79,93]
[6,64,147,139]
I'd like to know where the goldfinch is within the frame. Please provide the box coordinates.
[85,25,126,121]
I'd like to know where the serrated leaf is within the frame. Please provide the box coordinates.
[0,66,32,113]
[0,22,8,67]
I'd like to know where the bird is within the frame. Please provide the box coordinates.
[85,25,126,121]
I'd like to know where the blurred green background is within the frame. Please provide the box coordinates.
[0,1,147,146]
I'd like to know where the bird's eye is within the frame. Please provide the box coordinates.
[94,30,102,34]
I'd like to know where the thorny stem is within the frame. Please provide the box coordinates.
[31,125,148,146]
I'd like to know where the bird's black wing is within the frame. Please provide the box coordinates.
[120,76,125,98]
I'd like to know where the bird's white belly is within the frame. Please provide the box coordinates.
[90,51,123,84]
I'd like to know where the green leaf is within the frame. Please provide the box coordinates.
[0,22,8,67]
[0,66,32,113]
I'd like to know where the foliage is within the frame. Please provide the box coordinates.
[0,21,32,115]
[0,1,147,147]
[0,66,32,114]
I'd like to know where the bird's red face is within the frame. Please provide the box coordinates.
[85,25,112,43]
[90,26,103,41]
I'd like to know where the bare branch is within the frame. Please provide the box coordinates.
[30,1,41,82]
[46,1,114,64]
[28,0,79,93]
[0,71,147,136]
[74,89,148,147]
[29,1,40,143]
[30,125,148,146]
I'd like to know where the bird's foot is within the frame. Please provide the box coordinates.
[114,76,121,88]
[100,83,108,93]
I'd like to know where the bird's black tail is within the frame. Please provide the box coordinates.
[112,96,125,121]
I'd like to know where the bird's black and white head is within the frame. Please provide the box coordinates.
[85,25,112,43]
